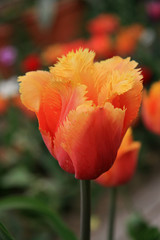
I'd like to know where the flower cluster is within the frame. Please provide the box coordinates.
[42,14,144,65]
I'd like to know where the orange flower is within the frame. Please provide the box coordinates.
[86,34,113,59]
[42,44,65,65]
[0,96,8,114]
[95,128,141,186]
[42,40,85,65]
[18,48,143,180]
[62,39,85,55]
[142,81,160,135]
[87,14,119,35]
[115,24,144,56]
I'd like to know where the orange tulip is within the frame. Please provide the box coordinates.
[86,34,113,59]
[95,128,141,186]
[142,81,160,135]
[42,40,85,65]
[18,48,143,179]
[87,14,119,35]
[42,44,65,65]
[0,96,8,114]
[115,24,144,56]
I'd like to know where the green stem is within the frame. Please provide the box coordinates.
[80,180,91,240]
[108,187,117,240]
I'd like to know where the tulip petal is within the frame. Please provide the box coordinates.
[50,48,98,104]
[41,129,75,173]
[37,84,61,135]
[18,70,63,137]
[18,71,52,112]
[98,70,136,105]
[50,82,92,123]
[38,83,92,170]
[41,82,92,135]
[54,102,125,179]
[41,130,54,156]
[50,48,95,82]
[94,56,138,91]
[112,79,143,132]
[96,142,140,186]
[96,128,141,186]
[40,128,75,173]
[95,57,143,131]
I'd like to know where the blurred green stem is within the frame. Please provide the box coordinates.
[108,187,117,240]
[80,180,90,240]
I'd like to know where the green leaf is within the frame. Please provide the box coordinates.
[127,214,160,240]
[0,222,15,240]
[0,196,77,240]
[2,167,35,188]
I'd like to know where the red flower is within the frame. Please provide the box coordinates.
[141,66,152,85]
[86,34,113,59]
[62,39,85,55]
[21,54,41,72]
[87,14,119,35]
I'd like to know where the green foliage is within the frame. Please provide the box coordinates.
[0,196,77,240]
[0,222,15,240]
[84,0,148,24]
[127,214,160,240]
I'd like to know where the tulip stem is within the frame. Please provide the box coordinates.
[108,187,117,240]
[80,180,91,240]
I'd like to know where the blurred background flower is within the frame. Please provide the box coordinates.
[87,14,120,35]
[0,46,17,66]
[21,54,41,72]
[142,81,160,135]
[146,1,160,21]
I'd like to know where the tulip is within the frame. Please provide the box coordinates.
[95,128,141,187]
[146,1,160,21]
[21,54,41,72]
[95,128,141,240]
[86,34,113,59]
[142,81,160,135]
[42,40,85,65]
[87,14,119,35]
[42,44,65,65]
[0,96,8,114]
[115,24,144,56]
[18,48,143,180]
